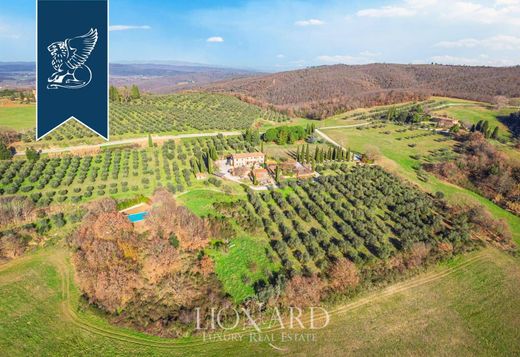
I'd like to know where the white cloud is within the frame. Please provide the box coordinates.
[357,6,416,18]
[109,25,151,31]
[431,54,515,66]
[359,50,381,57]
[442,1,520,25]
[356,0,520,25]
[294,19,325,26]
[495,0,520,4]
[436,35,520,50]
[317,51,380,65]
[207,36,224,43]
[0,23,21,39]
[435,38,480,48]
[276,54,285,58]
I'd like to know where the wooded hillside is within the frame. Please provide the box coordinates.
[202,64,520,119]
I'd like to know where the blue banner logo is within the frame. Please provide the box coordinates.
[37,0,109,140]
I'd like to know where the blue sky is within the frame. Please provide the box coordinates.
[1,0,520,71]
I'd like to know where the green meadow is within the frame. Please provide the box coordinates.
[0,105,35,130]
[433,105,514,139]
[209,235,280,303]
[1,246,519,356]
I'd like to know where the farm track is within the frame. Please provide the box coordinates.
[19,122,373,157]
[314,122,372,148]
[9,247,487,350]
[15,131,243,157]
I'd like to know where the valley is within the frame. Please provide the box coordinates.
[1,85,519,355]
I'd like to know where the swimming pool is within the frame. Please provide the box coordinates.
[127,211,148,223]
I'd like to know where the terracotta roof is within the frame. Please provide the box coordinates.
[253,168,269,177]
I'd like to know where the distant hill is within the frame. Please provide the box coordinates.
[0,62,259,92]
[109,63,259,93]
[201,64,520,119]
[0,62,35,88]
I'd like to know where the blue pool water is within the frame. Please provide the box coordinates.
[127,211,148,223]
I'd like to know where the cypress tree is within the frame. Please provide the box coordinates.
[305,144,310,163]
[148,133,153,148]
[109,85,120,102]
[0,141,11,160]
[481,120,489,134]
[207,156,213,174]
[491,126,499,139]
[130,85,141,100]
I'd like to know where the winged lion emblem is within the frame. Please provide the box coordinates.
[47,28,98,90]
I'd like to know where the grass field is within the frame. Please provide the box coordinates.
[323,124,520,244]
[0,105,35,130]
[432,105,514,139]
[0,246,519,356]
[209,235,280,303]
[177,187,245,217]
[177,188,280,302]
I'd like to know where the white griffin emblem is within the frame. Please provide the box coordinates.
[47,28,98,90]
